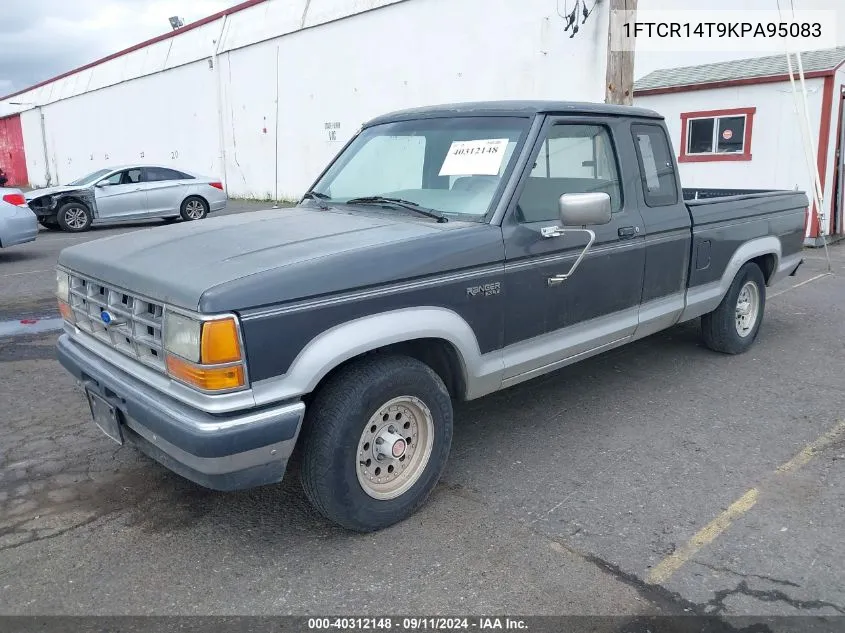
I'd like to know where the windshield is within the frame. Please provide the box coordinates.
[309,116,530,219]
[68,169,112,186]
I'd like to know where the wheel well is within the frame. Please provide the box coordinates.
[58,197,90,211]
[304,338,467,406]
[183,194,209,210]
[749,253,776,284]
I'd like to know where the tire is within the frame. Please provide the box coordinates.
[180,196,208,221]
[56,202,92,232]
[701,262,767,354]
[300,355,453,532]
[38,218,60,230]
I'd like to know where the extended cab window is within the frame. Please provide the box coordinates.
[310,117,529,219]
[631,124,678,207]
[517,123,621,223]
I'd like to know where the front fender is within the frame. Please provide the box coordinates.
[248,306,504,406]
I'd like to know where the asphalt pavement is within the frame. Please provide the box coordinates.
[0,209,844,619]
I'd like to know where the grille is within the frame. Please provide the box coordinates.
[68,273,166,372]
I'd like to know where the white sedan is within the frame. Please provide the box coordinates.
[26,165,228,232]
[0,188,38,248]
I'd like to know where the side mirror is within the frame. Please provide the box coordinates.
[95,180,109,188]
[559,192,612,227]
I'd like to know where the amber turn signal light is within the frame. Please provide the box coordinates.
[200,317,242,364]
[58,299,75,324]
[166,354,245,391]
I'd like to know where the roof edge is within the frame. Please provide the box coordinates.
[0,0,268,102]
[634,69,835,96]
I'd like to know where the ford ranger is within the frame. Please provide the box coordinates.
[55,101,806,532]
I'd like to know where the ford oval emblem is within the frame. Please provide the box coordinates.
[101,310,116,325]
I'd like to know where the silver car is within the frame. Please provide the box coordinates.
[26,165,228,232]
[0,187,38,248]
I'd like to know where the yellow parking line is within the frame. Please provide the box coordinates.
[647,419,845,586]
[647,488,759,585]
[776,419,845,475]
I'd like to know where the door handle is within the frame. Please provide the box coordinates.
[618,226,639,239]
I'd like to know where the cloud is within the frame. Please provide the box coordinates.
[0,0,237,95]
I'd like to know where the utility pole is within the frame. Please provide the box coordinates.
[605,0,637,105]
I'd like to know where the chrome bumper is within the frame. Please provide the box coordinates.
[56,334,305,491]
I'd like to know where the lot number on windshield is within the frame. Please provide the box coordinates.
[439,138,509,176]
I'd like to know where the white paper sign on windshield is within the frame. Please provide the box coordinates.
[438,138,509,176]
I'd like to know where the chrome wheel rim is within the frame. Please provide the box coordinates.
[185,200,205,219]
[735,281,760,337]
[64,207,87,229]
[356,396,434,500]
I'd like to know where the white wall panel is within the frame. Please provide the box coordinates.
[218,0,306,52]
[245,0,609,198]
[39,61,221,186]
[166,21,225,68]
[20,109,49,188]
[3,0,610,196]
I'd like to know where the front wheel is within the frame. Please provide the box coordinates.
[300,355,453,532]
[701,262,766,354]
[56,202,92,232]
[180,196,208,221]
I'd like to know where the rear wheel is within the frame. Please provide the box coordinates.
[701,262,766,354]
[180,196,208,221]
[300,355,453,532]
[56,203,92,232]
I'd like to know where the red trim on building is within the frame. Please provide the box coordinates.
[0,114,29,186]
[808,75,836,237]
[0,0,269,102]
[678,107,755,164]
[634,70,833,97]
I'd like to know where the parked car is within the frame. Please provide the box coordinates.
[27,165,227,232]
[55,101,806,531]
[0,187,38,249]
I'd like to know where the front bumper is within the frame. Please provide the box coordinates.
[57,334,305,491]
[0,206,38,247]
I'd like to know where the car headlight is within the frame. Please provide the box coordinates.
[163,311,246,392]
[56,270,69,302]
[56,270,75,323]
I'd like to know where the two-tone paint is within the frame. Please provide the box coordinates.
[55,101,808,491]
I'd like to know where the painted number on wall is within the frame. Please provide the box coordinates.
[171,150,179,160]
[324,121,341,142]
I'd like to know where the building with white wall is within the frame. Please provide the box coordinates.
[635,47,845,246]
[0,0,613,201]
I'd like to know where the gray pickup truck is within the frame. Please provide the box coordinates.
[55,101,806,531]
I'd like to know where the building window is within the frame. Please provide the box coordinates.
[679,107,755,163]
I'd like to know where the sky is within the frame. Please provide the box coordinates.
[0,0,241,95]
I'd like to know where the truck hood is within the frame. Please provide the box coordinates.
[57,206,499,312]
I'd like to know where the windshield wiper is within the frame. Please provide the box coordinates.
[344,196,448,223]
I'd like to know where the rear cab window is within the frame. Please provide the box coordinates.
[631,124,678,207]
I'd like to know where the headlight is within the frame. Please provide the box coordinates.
[56,270,69,302]
[163,311,246,392]
[163,312,202,362]
[56,270,74,324]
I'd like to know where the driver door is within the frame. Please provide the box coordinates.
[94,168,148,219]
[501,117,646,381]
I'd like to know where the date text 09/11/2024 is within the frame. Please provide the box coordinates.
[307,618,528,630]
